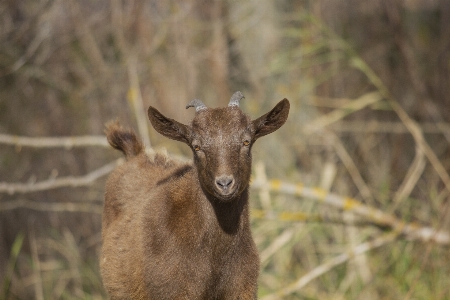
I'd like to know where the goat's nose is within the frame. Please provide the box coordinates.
[215,175,234,191]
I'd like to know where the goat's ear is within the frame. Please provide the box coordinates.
[252,99,290,140]
[148,106,191,144]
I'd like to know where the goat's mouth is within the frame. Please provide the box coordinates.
[214,185,238,200]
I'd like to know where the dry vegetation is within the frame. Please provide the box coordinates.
[1,0,450,299]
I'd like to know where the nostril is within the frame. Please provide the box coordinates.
[215,175,234,189]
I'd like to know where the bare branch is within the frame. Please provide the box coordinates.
[0,159,123,194]
[304,92,383,133]
[0,199,102,214]
[251,179,450,245]
[0,134,109,149]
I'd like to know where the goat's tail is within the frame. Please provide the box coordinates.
[105,120,144,158]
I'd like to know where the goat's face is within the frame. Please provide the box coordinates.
[148,92,290,202]
[189,107,252,200]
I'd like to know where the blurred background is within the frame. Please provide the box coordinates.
[1,0,450,299]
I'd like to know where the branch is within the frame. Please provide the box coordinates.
[0,199,102,214]
[251,179,450,245]
[0,159,123,194]
[0,134,109,149]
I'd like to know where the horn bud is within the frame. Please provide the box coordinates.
[228,91,244,107]
[186,99,207,112]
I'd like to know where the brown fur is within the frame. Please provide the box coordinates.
[101,97,290,299]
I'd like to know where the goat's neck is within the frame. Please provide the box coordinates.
[188,168,250,235]
[206,190,249,235]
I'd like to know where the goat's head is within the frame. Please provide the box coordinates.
[148,92,290,202]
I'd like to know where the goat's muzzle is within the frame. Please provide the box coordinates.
[214,175,236,198]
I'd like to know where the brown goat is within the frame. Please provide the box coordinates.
[100,92,290,299]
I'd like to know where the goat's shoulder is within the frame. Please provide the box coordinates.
[109,149,191,186]
[103,150,194,225]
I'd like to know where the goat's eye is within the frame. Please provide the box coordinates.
[243,140,250,146]
[194,145,201,151]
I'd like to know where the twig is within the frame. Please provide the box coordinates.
[260,227,296,265]
[328,132,374,202]
[304,91,383,133]
[0,134,109,149]
[392,145,426,210]
[260,232,398,300]
[128,54,151,147]
[0,159,123,194]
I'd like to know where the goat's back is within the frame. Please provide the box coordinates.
[101,150,195,299]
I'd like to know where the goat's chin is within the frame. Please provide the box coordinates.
[216,193,237,202]
[211,187,241,202]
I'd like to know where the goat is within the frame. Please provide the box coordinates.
[100,92,290,299]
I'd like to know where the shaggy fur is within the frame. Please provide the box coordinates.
[100,96,290,299]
